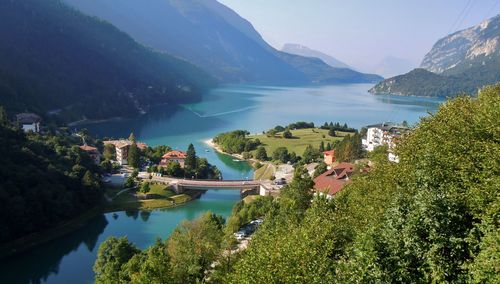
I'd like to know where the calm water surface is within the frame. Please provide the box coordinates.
[0,84,444,283]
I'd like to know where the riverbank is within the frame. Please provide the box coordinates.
[0,206,103,259]
[0,189,204,260]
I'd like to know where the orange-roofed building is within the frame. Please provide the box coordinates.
[79,145,101,164]
[313,162,354,198]
[323,150,336,165]
[160,150,187,168]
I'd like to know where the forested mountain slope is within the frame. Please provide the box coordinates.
[0,0,214,121]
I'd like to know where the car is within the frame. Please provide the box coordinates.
[233,231,246,240]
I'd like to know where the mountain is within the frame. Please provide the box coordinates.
[0,0,215,122]
[63,0,382,85]
[370,14,500,97]
[276,52,383,84]
[370,56,415,78]
[281,43,351,69]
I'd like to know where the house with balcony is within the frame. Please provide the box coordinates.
[103,140,148,165]
[16,113,42,133]
[361,122,409,162]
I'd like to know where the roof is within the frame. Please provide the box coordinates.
[79,145,99,154]
[314,162,354,196]
[365,122,410,133]
[16,113,42,124]
[323,150,335,156]
[162,150,187,159]
[103,140,148,149]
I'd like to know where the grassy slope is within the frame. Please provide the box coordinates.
[254,163,276,180]
[250,128,346,156]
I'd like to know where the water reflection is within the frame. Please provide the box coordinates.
[0,215,107,284]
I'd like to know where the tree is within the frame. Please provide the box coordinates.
[255,146,268,161]
[185,143,197,172]
[167,213,224,282]
[82,170,99,189]
[272,147,289,163]
[283,129,293,139]
[128,143,140,168]
[302,145,321,163]
[266,129,278,137]
[94,237,140,284]
[328,127,336,137]
[140,182,150,194]
[103,144,115,161]
[313,162,328,178]
[0,106,8,126]
[326,142,332,151]
[164,161,183,177]
[319,141,325,152]
[128,132,136,143]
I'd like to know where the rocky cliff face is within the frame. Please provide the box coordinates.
[370,14,500,97]
[420,14,500,74]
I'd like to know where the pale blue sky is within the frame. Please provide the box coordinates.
[218,0,500,70]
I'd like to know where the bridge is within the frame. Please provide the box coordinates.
[150,176,263,196]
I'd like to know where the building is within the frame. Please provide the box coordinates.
[103,140,148,165]
[79,145,101,164]
[160,150,187,167]
[323,150,336,166]
[313,162,354,199]
[16,113,42,133]
[362,122,409,152]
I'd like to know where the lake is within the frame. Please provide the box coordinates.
[0,84,444,283]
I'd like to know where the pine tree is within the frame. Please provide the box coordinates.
[319,141,325,152]
[185,143,197,171]
[128,143,140,168]
[326,142,332,151]
[128,132,136,143]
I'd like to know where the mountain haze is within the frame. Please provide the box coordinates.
[281,43,351,69]
[0,0,215,121]
[370,14,500,97]
[64,0,382,85]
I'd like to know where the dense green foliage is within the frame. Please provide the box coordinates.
[369,68,477,97]
[225,84,500,282]
[0,0,214,122]
[94,86,499,283]
[153,145,221,180]
[213,130,260,154]
[320,121,356,132]
[335,132,363,162]
[94,213,225,283]
[0,117,102,243]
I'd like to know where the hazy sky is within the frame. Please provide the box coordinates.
[218,0,500,70]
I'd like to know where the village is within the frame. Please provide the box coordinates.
[15,112,409,201]
[14,111,410,241]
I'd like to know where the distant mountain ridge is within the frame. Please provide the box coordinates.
[370,14,500,97]
[281,43,351,69]
[64,0,382,85]
[0,0,215,121]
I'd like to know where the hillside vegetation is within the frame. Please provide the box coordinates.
[0,109,103,244]
[93,84,499,283]
[0,0,215,122]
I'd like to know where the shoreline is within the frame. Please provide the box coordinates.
[203,138,246,161]
[0,190,202,260]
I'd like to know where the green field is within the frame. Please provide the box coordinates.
[254,163,275,180]
[250,128,346,156]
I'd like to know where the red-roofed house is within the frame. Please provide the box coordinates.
[323,150,336,165]
[160,150,187,168]
[79,145,101,164]
[314,162,354,198]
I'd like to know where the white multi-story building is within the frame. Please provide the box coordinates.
[103,140,148,165]
[362,122,409,162]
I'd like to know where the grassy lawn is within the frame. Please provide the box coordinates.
[254,163,275,180]
[147,182,175,198]
[250,128,347,156]
[106,182,191,211]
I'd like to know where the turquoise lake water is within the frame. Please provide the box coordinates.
[0,84,444,283]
